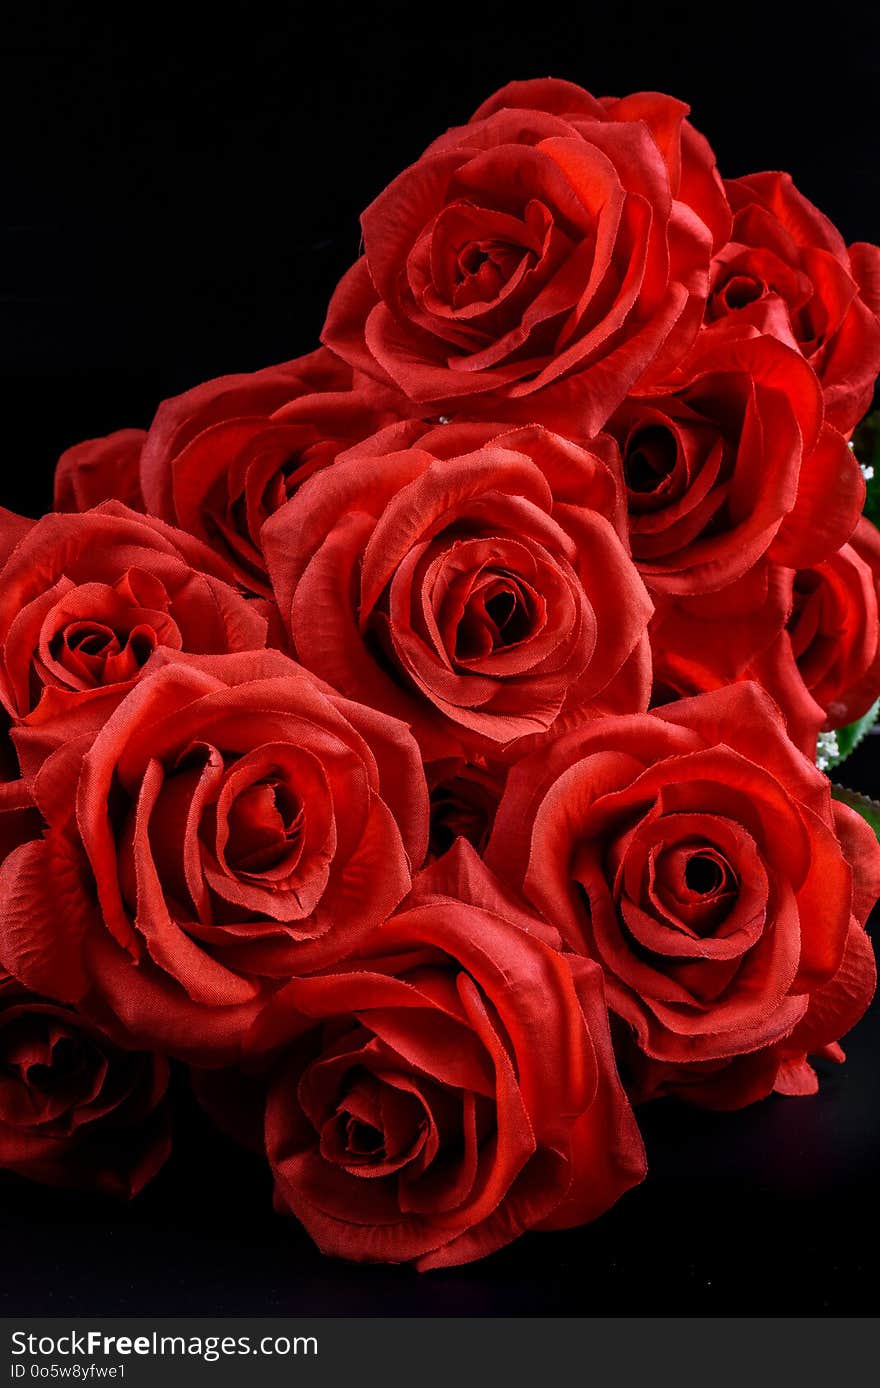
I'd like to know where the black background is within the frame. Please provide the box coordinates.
[1,1,878,1316]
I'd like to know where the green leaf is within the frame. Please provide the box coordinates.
[831,784,880,842]
[824,699,880,770]
[816,700,880,771]
[852,410,880,526]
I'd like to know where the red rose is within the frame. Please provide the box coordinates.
[323,79,728,434]
[626,815,878,1108]
[607,328,864,596]
[0,967,170,1196]
[485,684,880,1091]
[138,349,400,596]
[0,502,268,736]
[54,429,147,514]
[470,80,731,251]
[263,420,652,763]
[744,518,880,753]
[0,648,428,1063]
[252,842,645,1268]
[707,171,880,435]
[649,518,880,757]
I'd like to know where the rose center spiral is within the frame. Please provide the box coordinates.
[684,852,726,895]
[624,425,678,495]
[224,779,303,874]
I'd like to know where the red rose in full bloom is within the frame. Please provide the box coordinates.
[607,329,864,596]
[0,649,428,1063]
[252,843,646,1268]
[138,349,401,596]
[0,967,170,1196]
[485,684,880,1096]
[54,429,147,514]
[0,502,268,736]
[262,420,652,763]
[707,171,880,435]
[323,79,728,435]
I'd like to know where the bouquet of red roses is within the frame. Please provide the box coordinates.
[1,78,878,1270]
